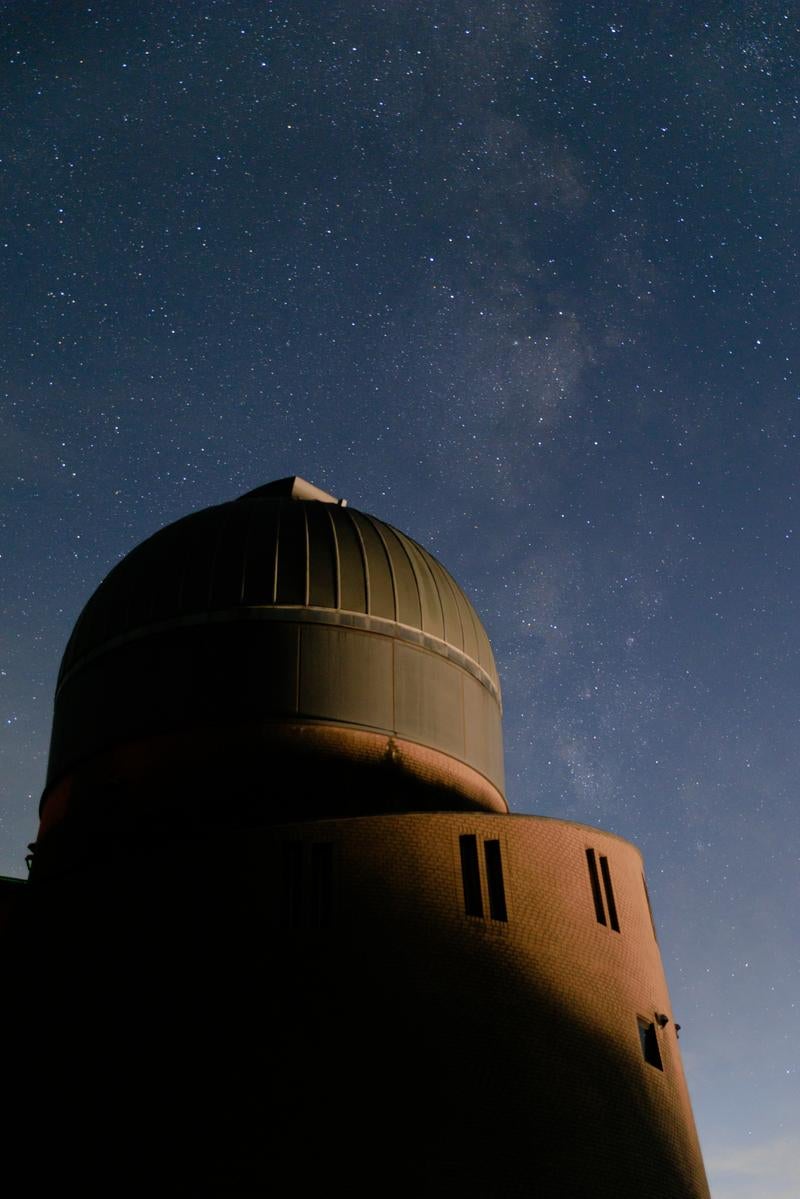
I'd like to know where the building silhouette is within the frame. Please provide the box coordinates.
[2,477,709,1196]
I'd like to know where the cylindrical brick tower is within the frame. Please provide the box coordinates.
[6,478,709,1197]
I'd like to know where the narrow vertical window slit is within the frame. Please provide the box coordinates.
[483,839,507,922]
[585,848,607,926]
[459,834,483,917]
[310,842,333,928]
[642,873,657,941]
[599,855,620,932]
[282,842,304,929]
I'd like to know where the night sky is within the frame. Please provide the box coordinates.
[2,4,797,1193]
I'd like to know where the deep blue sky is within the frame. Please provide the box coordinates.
[2,4,798,1193]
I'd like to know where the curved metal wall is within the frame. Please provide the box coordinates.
[59,498,499,693]
[45,495,504,808]
[47,618,504,798]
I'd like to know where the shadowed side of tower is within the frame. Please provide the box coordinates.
[3,478,709,1197]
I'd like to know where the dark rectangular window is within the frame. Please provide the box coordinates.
[637,1019,664,1070]
[483,839,508,922]
[280,841,334,929]
[459,834,484,917]
[310,842,333,928]
[642,877,657,940]
[599,855,620,932]
[585,848,607,926]
[281,842,304,928]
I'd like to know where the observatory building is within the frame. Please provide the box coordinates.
[3,478,709,1196]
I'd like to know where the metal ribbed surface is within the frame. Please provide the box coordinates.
[59,496,500,694]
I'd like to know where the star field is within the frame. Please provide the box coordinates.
[1,4,798,1193]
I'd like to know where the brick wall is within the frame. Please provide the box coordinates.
[226,810,711,1197]
[6,809,709,1197]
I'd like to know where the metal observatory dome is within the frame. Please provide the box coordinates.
[38,477,505,860]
